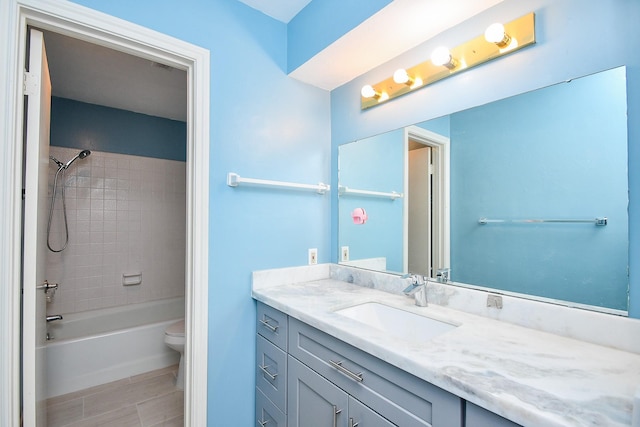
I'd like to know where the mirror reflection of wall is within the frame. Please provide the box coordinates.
[338,66,629,313]
[339,129,405,272]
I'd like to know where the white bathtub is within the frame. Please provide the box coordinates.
[45,297,184,398]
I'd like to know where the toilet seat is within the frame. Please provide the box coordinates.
[165,320,185,337]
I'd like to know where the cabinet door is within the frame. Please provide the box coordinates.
[465,403,521,427]
[289,318,462,427]
[288,356,349,427]
[349,397,396,427]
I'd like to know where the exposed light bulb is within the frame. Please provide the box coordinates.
[485,23,512,48]
[361,85,377,98]
[431,46,457,69]
[393,69,410,85]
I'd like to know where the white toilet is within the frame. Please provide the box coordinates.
[164,319,185,389]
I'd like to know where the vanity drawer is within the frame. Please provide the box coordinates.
[256,386,287,427]
[465,402,521,427]
[257,301,288,351]
[256,334,287,413]
[288,318,463,427]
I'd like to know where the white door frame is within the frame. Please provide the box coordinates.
[0,1,210,425]
[403,125,450,275]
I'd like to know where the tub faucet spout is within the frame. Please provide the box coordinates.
[46,314,63,322]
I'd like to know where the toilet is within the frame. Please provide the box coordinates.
[164,319,185,389]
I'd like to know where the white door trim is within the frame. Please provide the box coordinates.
[403,125,450,275]
[0,1,210,425]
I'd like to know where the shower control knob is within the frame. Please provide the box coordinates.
[37,280,58,293]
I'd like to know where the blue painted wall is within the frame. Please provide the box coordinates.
[287,0,391,73]
[331,0,640,318]
[338,129,404,272]
[70,0,331,425]
[50,97,186,161]
[417,115,450,138]
[449,67,628,310]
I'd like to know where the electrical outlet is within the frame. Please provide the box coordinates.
[341,246,349,262]
[308,248,318,265]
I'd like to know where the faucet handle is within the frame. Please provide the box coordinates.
[401,273,425,285]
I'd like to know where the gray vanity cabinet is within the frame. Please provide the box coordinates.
[256,301,520,427]
[288,318,463,427]
[288,356,350,426]
[288,355,395,427]
[465,403,522,427]
[256,302,289,426]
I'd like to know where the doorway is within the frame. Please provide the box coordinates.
[403,125,450,278]
[0,1,209,426]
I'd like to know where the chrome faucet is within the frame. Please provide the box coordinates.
[402,274,428,307]
[46,315,63,322]
[436,268,451,283]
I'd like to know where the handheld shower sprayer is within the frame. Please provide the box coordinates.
[47,149,92,252]
[64,149,91,169]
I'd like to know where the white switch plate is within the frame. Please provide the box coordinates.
[341,246,349,262]
[308,248,318,265]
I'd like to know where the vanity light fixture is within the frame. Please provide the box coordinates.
[393,68,423,88]
[361,12,536,110]
[430,47,458,70]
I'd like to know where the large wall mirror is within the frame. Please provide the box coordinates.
[338,66,629,314]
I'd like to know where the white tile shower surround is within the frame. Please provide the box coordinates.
[46,147,186,315]
[47,365,183,427]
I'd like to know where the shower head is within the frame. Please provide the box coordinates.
[63,150,91,169]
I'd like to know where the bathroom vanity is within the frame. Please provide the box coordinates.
[253,264,640,427]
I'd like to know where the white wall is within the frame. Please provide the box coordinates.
[46,147,186,314]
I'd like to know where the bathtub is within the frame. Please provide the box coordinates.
[45,297,184,398]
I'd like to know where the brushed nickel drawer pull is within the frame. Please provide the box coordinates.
[349,418,360,427]
[258,364,278,381]
[329,359,364,382]
[259,318,278,332]
[257,417,269,426]
[333,405,342,427]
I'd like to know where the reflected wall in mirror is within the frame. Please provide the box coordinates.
[338,66,629,313]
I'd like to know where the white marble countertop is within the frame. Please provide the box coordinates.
[252,267,640,427]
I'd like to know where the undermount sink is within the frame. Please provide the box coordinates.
[334,302,457,342]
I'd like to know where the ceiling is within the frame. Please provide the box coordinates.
[42,30,188,121]
[236,0,312,22]
[40,1,502,121]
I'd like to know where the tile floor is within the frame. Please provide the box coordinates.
[47,365,183,427]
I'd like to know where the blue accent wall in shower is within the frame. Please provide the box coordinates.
[50,97,186,161]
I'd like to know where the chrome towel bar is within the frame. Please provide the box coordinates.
[478,217,607,226]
